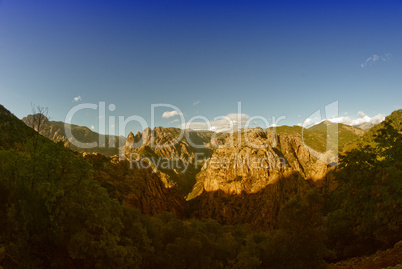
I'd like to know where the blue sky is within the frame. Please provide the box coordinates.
[0,0,401,135]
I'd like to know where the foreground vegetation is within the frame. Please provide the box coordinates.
[0,138,327,268]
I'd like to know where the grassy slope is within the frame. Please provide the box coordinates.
[0,105,39,150]
[268,122,365,153]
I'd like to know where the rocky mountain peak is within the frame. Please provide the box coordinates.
[22,113,49,128]
[127,131,135,141]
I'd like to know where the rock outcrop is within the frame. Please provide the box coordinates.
[125,127,213,161]
[189,128,329,198]
[125,127,214,195]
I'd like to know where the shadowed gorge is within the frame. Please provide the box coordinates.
[189,172,319,229]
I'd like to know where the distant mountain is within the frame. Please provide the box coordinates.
[21,110,369,158]
[22,113,125,156]
[271,121,366,153]
[353,121,375,131]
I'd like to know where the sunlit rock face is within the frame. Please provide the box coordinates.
[190,128,329,197]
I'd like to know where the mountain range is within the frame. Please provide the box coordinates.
[21,111,366,197]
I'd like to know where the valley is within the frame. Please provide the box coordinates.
[1,104,400,268]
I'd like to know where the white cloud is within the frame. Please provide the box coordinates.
[162,110,183,118]
[326,111,385,126]
[181,113,250,132]
[168,119,179,124]
[193,101,200,106]
[299,111,385,127]
[73,96,82,102]
[303,118,313,126]
[361,53,391,68]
